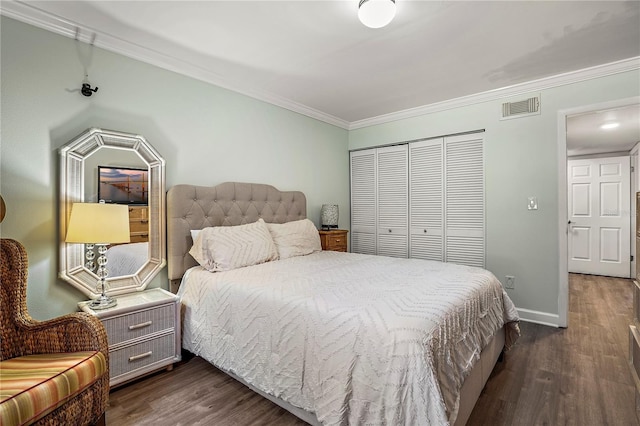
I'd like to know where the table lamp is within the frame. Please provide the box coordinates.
[65,201,130,309]
[320,204,339,230]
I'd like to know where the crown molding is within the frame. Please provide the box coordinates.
[2,1,638,132]
[0,1,351,130]
[349,56,640,130]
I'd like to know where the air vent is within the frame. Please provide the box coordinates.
[501,96,540,120]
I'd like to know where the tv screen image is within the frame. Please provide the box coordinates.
[98,166,148,205]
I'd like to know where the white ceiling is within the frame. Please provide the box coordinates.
[3,0,640,150]
[567,104,640,157]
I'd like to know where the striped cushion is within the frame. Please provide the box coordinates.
[0,351,107,426]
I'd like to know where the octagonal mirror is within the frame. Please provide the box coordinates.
[59,128,166,298]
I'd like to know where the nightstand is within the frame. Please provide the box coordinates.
[318,229,349,252]
[78,288,181,388]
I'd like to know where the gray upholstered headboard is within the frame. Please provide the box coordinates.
[167,182,307,289]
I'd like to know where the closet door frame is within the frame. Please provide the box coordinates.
[350,132,485,267]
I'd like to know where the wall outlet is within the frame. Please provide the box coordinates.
[505,275,515,289]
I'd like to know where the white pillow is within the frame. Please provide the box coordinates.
[267,219,322,259]
[190,229,201,241]
[189,219,278,272]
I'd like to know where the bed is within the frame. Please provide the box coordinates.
[105,242,148,277]
[167,182,519,426]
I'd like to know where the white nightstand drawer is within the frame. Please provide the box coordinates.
[102,304,175,346]
[110,333,176,379]
[79,288,181,387]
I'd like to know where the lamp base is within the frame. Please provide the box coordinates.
[321,225,339,231]
[88,294,117,310]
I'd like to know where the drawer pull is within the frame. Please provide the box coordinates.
[335,239,341,242]
[129,351,152,362]
[129,320,153,330]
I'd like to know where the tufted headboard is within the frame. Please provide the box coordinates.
[167,182,307,289]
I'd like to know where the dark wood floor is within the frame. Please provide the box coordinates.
[108,274,638,425]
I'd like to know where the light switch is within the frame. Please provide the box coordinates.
[528,196,538,210]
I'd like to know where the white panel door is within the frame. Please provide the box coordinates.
[350,149,377,255]
[444,134,485,267]
[568,156,631,278]
[377,145,408,258]
[409,139,444,261]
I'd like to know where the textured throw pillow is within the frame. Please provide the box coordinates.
[189,219,278,272]
[267,219,322,259]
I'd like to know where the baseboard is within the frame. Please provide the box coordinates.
[516,307,560,328]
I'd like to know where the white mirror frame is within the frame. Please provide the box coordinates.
[59,128,166,298]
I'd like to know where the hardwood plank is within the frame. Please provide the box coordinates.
[470,274,638,425]
[108,273,638,425]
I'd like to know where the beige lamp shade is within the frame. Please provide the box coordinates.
[65,203,131,244]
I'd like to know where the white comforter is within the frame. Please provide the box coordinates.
[178,251,519,425]
[105,242,148,277]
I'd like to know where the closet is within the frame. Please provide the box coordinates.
[350,132,485,268]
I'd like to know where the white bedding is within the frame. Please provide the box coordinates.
[178,251,519,426]
[105,242,148,277]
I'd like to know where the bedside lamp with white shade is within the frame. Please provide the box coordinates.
[65,202,130,309]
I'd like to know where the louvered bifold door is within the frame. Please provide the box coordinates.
[444,133,485,267]
[350,149,377,255]
[377,145,408,258]
[409,139,444,261]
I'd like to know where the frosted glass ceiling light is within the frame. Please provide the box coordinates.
[358,0,396,29]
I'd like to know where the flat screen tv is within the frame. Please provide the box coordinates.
[98,166,148,205]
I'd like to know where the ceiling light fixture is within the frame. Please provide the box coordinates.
[600,122,620,130]
[358,0,396,29]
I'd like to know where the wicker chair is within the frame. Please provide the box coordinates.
[0,238,109,426]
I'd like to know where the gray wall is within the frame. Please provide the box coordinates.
[0,17,349,319]
[349,72,640,324]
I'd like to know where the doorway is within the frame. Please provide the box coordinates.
[558,97,640,328]
[567,155,631,278]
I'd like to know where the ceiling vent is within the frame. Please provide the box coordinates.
[501,96,540,120]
